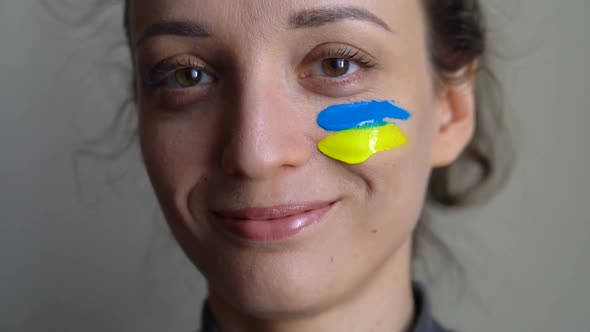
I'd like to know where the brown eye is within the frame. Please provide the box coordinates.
[152,66,214,89]
[321,58,350,77]
[174,68,204,87]
[312,58,360,78]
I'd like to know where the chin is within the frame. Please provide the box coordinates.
[198,242,351,319]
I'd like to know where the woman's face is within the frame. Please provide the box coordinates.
[129,0,472,316]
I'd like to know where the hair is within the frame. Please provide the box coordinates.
[415,0,512,281]
[421,0,510,207]
[91,0,513,280]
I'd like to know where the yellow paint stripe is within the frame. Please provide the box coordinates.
[318,123,408,165]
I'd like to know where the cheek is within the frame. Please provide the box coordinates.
[137,106,220,216]
[352,100,438,243]
[358,145,431,230]
[383,99,437,221]
[316,101,412,165]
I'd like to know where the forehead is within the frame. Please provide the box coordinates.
[129,0,423,42]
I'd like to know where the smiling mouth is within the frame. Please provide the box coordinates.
[210,201,336,242]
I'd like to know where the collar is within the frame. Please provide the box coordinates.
[199,282,449,332]
[410,282,450,332]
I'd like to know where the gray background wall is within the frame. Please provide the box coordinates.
[1,0,589,331]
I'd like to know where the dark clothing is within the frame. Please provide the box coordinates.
[199,282,450,332]
[410,282,450,332]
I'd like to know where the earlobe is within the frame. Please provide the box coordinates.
[431,63,478,168]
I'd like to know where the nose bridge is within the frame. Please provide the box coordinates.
[220,56,311,179]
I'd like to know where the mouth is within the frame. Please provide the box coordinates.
[210,201,336,242]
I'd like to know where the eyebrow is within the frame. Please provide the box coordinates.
[289,6,392,32]
[135,5,391,47]
[136,21,211,47]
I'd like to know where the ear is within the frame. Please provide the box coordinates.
[431,62,478,168]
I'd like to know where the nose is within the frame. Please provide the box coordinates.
[220,67,312,179]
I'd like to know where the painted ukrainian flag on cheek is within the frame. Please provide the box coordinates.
[317,100,411,164]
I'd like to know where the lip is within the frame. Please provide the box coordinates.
[210,201,335,242]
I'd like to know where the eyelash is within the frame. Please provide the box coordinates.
[308,45,377,69]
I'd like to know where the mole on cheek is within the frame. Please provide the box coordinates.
[316,100,412,165]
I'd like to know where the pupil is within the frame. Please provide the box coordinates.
[176,68,201,87]
[323,58,349,77]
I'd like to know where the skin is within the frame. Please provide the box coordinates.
[128,0,476,331]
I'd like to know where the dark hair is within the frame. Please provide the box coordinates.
[415,1,512,276]
[415,0,512,281]
[421,0,511,207]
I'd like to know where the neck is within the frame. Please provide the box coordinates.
[206,241,416,332]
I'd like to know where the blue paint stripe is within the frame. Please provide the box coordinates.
[317,100,411,132]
